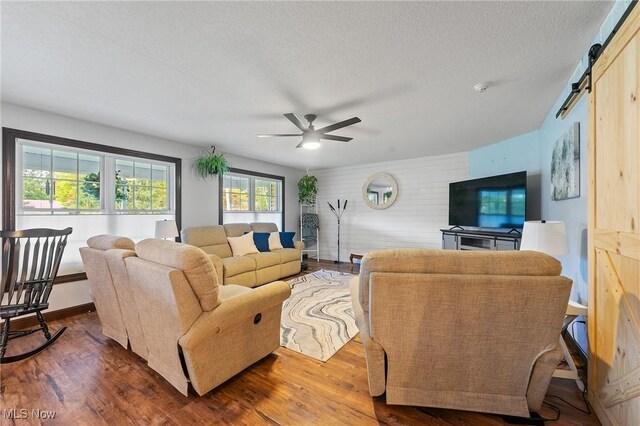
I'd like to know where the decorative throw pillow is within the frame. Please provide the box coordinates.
[253,232,271,252]
[228,231,259,256]
[279,231,296,248]
[268,232,284,250]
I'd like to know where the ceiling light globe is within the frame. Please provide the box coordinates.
[302,141,321,150]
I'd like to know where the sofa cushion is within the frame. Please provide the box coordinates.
[245,252,281,269]
[279,231,296,248]
[268,232,284,250]
[181,226,232,258]
[223,223,252,238]
[273,248,300,263]
[253,232,271,252]
[250,222,279,233]
[87,234,135,251]
[221,256,256,277]
[228,232,259,257]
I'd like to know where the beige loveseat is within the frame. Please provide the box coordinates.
[350,249,572,418]
[181,222,304,287]
[125,238,291,396]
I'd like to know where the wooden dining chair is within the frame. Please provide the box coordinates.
[1,227,73,363]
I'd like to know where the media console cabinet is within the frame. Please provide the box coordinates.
[441,228,522,251]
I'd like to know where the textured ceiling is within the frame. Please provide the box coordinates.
[1,1,612,169]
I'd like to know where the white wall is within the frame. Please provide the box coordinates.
[539,96,589,306]
[313,152,468,262]
[467,95,589,305]
[1,102,216,227]
[468,130,543,222]
[1,102,304,312]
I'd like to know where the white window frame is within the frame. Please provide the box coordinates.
[222,171,282,214]
[220,169,285,229]
[16,140,175,216]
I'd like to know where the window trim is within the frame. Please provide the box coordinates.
[218,167,285,230]
[18,141,106,213]
[3,128,181,232]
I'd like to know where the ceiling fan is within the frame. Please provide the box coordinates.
[257,113,361,150]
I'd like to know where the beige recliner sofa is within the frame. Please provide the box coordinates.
[79,235,148,359]
[125,238,291,396]
[350,249,572,418]
[181,222,303,287]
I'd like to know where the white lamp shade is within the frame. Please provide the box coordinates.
[155,219,178,239]
[520,220,568,255]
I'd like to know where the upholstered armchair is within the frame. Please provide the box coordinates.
[125,238,291,396]
[80,235,148,359]
[350,249,572,418]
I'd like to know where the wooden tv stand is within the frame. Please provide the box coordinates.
[440,228,522,251]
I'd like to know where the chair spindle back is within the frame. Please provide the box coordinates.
[1,228,73,313]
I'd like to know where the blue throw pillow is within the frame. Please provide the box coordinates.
[253,232,271,252]
[279,231,296,248]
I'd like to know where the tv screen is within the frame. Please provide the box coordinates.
[448,171,527,229]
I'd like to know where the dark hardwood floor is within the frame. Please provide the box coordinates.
[0,260,599,425]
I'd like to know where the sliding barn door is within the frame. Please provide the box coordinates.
[588,5,640,425]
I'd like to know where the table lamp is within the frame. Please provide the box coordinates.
[520,220,586,390]
[155,219,178,240]
[519,220,568,256]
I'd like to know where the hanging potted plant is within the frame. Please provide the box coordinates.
[193,146,230,180]
[298,174,318,205]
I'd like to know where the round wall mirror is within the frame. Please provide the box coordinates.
[362,173,398,210]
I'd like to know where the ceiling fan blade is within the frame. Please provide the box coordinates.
[257,134,301,138]
[295,140,304,149]
[284,113,308,131]
[316,117,361,134]
[321,134,352,142]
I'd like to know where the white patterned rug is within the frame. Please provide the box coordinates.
[280,270,358,362]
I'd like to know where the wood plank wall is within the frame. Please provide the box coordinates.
[313,152,468,261]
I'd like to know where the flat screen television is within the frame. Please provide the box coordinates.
[448,171,527,230]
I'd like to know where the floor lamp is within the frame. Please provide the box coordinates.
[328,200,347,263]
[520,220,587,390]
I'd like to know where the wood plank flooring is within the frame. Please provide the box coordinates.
[0,260,599,425]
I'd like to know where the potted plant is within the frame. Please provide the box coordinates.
[194,146,230,179]
[298,174,318,205]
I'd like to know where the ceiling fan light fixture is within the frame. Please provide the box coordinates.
[301,141,321,150]
[259,113,361,150]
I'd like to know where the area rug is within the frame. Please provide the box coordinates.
[280,269,358,362]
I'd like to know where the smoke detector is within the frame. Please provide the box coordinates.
[473,83,489,92]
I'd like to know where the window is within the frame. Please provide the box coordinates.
[3,128,181,277]
[222,174,250,211]
[114,159,170,212]
[367,191,378,204]
[22,145,102,211]
[220,169,284,229]
[254,178,280,212]
[17,141,173,215]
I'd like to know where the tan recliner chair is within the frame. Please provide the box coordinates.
[80,235,148,359]
[125,238,291,396]
[350,249,572,418]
